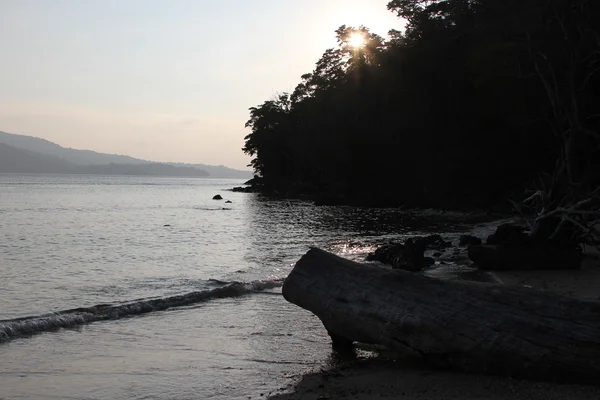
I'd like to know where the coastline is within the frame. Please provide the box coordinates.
[268,355,600,400]
[267,242,600,400]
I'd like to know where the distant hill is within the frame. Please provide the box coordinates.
[0,131,252,179]
[0,142,209,177]
[0,142,75,174]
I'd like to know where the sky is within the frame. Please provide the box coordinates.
[0,0,403,170]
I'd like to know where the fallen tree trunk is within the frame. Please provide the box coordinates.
[282,248,600,383]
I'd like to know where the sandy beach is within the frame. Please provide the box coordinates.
[268,245,600,400]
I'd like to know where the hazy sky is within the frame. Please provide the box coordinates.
[0,0,402,169]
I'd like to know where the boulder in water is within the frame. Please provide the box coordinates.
[212,194,223,200]
[367,238,430,272]
[486,223,528,245]
[459,234,482,246]
[416,234,452,250]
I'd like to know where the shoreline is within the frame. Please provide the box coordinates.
[268,355,600,400]
[231,184,518,215]
[267,239,600,399]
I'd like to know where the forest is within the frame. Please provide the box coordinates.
[243,0,599,212]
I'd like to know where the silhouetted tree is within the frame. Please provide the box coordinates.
[242,0,600,218]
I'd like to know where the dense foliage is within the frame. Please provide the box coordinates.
[243,0,600,209]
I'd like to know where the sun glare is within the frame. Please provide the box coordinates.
[348,32,366,48]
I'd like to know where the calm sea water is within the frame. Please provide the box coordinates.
[0,174,497,399]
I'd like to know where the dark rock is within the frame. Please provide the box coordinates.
[163,224,171,227]
[225,200,232,203]
[530,216,580,248]
[407,234,452,250]
[433,252,443,257]
[459,234,482,246]
[469,244,582,271]
[486,223,528,245]
[212,194,223,200]
[367,238,429,272]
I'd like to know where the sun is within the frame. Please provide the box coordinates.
[348,32,366,48]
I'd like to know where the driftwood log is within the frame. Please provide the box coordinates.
[282,248,600,383]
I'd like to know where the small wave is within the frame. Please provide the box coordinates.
[0,279,283,343]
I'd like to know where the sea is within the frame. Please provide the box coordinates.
[0,174,499,400]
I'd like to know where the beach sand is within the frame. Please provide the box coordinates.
[267,247,600,400]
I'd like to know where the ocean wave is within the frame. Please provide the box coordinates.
[0,279,283,343]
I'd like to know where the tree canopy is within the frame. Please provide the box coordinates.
[243,0,600,209]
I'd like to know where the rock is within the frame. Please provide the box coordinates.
[433,252,443,257]
[468,244,582,271]
[530,216,581,248]
[367,238,429,272]
[406,234,452,250]
[212,194,223,200]
[163,224,171,227]
[472,223,584,270]
[425,234,452,249]
[459,234,482,246]
[486,223,528,245]
[225,200,232,203]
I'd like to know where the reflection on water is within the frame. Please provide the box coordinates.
[242,195,494,269]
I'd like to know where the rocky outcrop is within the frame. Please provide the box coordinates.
[367,237,441,272]
[459,234,482,246]
[486,223,528,245]
[469,223,582,270]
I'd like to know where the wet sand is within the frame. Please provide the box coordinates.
[268,358,600,399]
[268,247,600,400]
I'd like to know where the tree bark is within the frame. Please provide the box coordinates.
[283,248,600,383]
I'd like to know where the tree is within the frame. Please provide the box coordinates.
[241,0,599,217]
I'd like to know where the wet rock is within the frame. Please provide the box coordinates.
[367,238,429,272]
[469,223,583,270]
[459,234,482,246]
[212,194,223,200]
[423,234,452,249]
[405,234,452,250]
[225,200,232,203]
[530,216,581,249]
[486,223,528,245]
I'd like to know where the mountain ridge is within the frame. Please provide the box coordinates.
[0,142,212,177]
[0,131,251,179]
